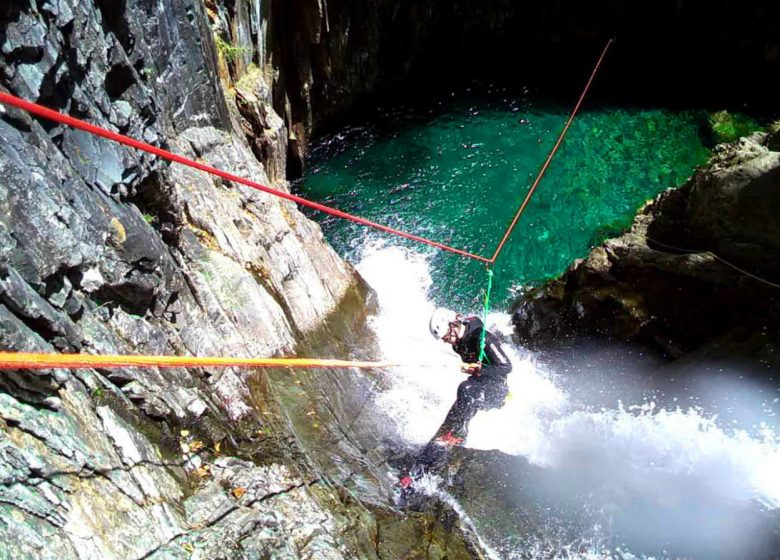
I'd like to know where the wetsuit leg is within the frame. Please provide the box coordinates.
[481,375,509,410]
[411,378,481,474]
[436,376,484,439]
[409,376,508,477]
[435,375,509,438]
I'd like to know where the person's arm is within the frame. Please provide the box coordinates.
[458,317,485,374]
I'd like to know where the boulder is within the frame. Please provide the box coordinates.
[513,132,780,359]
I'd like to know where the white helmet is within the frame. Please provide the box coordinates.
[429,308,459,340]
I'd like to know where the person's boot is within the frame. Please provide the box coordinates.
[398,462,426,488]
[434,431,464,446]
[398,475,414,489]
[396,462,428,507]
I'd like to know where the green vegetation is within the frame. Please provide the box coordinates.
[90,385,106,402]
[236,63,262,92]
[709,110,762,144]
[215,35,250,64]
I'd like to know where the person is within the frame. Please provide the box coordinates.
[399,308,512,489]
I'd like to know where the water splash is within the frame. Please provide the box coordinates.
[356,240,780,558]
[357,241,464,444]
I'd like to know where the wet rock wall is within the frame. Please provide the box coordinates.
[0,0,373,557]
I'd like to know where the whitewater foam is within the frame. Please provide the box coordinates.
[356,240,780,557]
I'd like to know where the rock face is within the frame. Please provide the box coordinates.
[0,1,490,557]
[513,131,780,360]
[0,0,415,558]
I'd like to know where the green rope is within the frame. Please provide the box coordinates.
[478,267,494,363]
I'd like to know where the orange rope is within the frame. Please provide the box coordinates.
[0,352,395,370]
[490,38,614,263]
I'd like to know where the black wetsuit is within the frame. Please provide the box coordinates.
[410,317,512,476]
[437,316,512,439]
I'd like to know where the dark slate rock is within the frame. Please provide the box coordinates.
[513,136,780,360]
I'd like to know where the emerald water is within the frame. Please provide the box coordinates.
[301,94,710,310]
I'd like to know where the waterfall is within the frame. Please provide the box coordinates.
[354,239,780,559]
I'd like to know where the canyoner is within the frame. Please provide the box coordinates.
[398,304,513,496]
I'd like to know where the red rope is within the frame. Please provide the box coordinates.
[0,92,490,264]
[489,38,614,264]
[0,40,612,268]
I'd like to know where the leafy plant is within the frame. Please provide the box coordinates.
[91,386,106,401]
[215,36,250,64]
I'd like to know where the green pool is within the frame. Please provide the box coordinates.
[300,94,710,310]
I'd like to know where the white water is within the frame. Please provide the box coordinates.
[355,240,780,558]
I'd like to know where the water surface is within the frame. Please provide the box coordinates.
[301,92,709,309]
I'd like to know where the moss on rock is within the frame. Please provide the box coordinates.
[709,110,761,144]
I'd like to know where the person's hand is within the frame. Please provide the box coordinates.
[461,362,482,375]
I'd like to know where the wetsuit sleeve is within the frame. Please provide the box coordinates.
[480,332,512,376]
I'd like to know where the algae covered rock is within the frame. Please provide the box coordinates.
[708,110,761,144]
